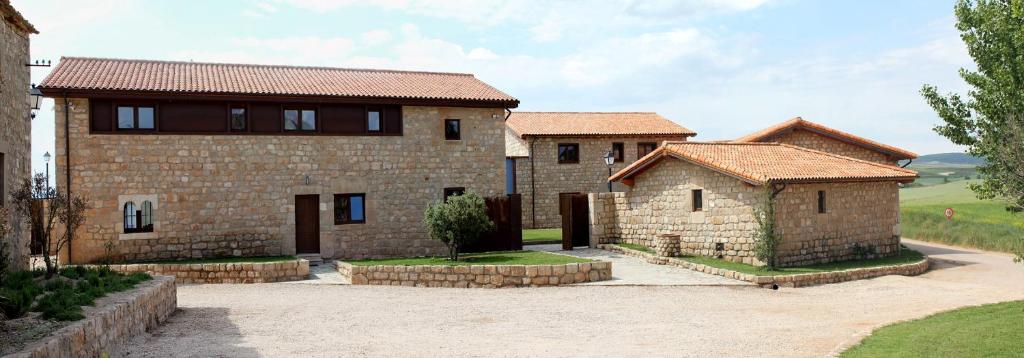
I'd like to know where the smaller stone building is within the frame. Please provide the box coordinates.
[734,117,917,166]
[595,142,917,267]
[505,112,695,229]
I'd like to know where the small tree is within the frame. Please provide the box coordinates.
[10,173,90,279]
[424,192,494,261]
[753,186,784,270]
[0,207,11,283]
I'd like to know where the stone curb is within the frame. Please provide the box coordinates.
[336,260,613,288]
[102,259,310,284]
[5,275,177,358]
[599,244,930,288]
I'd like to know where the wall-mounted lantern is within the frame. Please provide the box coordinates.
[29,84,42,119]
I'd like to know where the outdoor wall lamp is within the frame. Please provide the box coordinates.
[29,84,42,118]
[603,151,615,192]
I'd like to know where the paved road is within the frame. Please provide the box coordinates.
[119,240,1024,357]
[532,244,750,286]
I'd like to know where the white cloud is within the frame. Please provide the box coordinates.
[467,48,499,60]
[624,0,771,18]
[257,2,279,13]
[361,30,392,45]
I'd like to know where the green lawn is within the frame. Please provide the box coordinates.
[614,242,654,254]
[523,229,561,243]
[345,250,592,266]
[137,255,297,265]
[900,180,1024,253]
[842,300,1024,357]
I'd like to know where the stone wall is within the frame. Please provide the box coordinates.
[772,129,898,165]
[513,136,685,229]
[0,14,31,270]
[337,260,612,288]
[7,275,176,358]
[54,98,506,263]
[107,259,309,284]
[589,159,904,267]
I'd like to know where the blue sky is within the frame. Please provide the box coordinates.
[15,0,971,180]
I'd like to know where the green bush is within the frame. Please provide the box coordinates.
[424,192,495,261]
[753,187,783,270]
[0,266,151,322]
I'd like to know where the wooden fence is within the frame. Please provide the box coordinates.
[461,194,523,253]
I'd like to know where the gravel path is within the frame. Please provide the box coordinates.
[119,240,1024,357]
[532,244,750,286]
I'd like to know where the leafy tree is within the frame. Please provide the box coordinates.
[921,0,1024,262]
[423,192,494,261]
[9,173,91,279]
[753,187,784,270]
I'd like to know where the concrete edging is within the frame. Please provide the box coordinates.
[106,259,309,284]
[599,244,929,288]
[5,275,177,358]
[336,260,612,288]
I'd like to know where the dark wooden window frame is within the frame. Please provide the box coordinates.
[366,106,383,133]
[558,143,580,164]
[443,187,466,202]
[283,106,318,132]
[692,189,703,212]
[611,142,624,162]
[114,102,158,131]
[229,104,249,132]
[637,142,657,158]
[444,119,461,140]
[123,201,154,234]
[817,190,827,214]
[334,193,366,225]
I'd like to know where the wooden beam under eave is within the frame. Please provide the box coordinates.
[622,178,634,187]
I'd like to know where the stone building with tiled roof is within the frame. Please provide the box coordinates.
[504,112,695,229]
[734,117,917,165]
[590,141,918,267]
[38,56,518,263]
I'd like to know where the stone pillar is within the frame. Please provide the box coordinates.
[654,234,680,257]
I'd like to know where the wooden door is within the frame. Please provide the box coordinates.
[295,195,320,254]
[559,193,590,250]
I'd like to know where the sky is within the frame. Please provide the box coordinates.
[14,0,973,181]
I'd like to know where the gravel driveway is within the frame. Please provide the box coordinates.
[118,240,1024,357]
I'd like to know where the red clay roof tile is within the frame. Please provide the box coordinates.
[506,112,695,137]
[733,117,917,160]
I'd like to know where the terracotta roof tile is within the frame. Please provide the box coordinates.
[734,117,917,159]
[506,112,695,137]
[611,142,918,185]
[38,57,518,107]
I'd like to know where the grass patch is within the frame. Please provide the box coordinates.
[614,242,654,254]
[135,255,297,265]
[900,180,1024,254]
[0,267,151,321]
[523,229,561,243]
[841,300,1024,357]
[346,250,592,266]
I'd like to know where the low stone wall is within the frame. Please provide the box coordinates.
[107,259,309,284]
[600,244,929,288]
[337,261,612,288]
[6,276,176,358]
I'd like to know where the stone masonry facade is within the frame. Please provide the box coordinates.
[0,15,31,270]
[771,129,898,165]
[337,260,612,288]
[55,98,505,263]
[589,159,902,267]
[513,136,684,229]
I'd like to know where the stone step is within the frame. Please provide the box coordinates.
[297,254,324,266]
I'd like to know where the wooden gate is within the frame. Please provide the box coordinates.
[461,194,523,253]
[559,193,590,250]
[294,195,321,254]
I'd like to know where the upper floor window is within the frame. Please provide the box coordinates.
[818,190,827,214]
[230,107,247,131]
[637,142,657,158]
[124,200,154,233]
[334,193,366,225]
[284,109,316,131]
[367,108,382,132]
[558,143,579,164]
[611,142,624,162]
[117,105,155,130]
[444,187,466,202]
[445,119,461,140]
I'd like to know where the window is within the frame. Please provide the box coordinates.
[230,107,247,131]
[284,109,316,131]
[558,143,579,164]
[334,194,366,224]
[124,202,136,231]
[444,187,466,202]
[818,190,826,214]
[367,108,382,132]
[124,201,154,233]
[692,189,703,212]
[611,142,624,162]
[638,142,657,158]
[505,158,516,194]
[117,105,155,130]
[445,119,461,140]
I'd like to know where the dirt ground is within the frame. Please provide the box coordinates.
[118,240,1024,357]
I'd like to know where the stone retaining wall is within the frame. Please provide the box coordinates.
[600,244,928,288]
[337,261,612,288]
[6,276,176,358]
[107,259,309,284]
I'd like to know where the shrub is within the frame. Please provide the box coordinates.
[424,192,494,261]
[753,186,783,270]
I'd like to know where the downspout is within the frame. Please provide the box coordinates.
[529,137,537,229]
[900,159,912,168]
[63,93,73,262]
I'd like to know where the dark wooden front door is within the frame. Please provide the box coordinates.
[295,195,320,254]
[559,193,590,250]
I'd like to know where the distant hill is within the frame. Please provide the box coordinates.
[901,152,985,167]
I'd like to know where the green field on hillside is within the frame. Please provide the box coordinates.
[900,180,1023,253]
[904,164,979,186]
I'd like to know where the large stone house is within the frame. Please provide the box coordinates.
[594,142,918,267]
[504,112,695,229]
[734,117,917,165]
[38,57,518,263]
[0,1,36,270]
